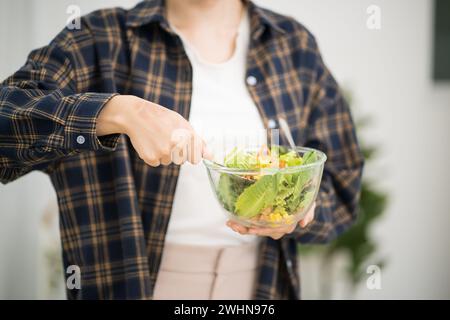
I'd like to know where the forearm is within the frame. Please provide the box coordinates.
[0,85,120,183]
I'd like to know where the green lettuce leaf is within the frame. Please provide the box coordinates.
[280,151,303,166]
[300,190,315,209]
[217,173,252,211]
[235,175,277,218]
[273,173,295,207]
[286,151,318,211]
[224,147,258,169]
[217,174,236,211]
[302,150,317,165]
[219,148,319,218]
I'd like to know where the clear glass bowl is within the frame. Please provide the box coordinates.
[203,146,327,228]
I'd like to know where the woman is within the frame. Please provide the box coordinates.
[0,0,363,299]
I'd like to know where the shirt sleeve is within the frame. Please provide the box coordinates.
[0,23,120,184]
[292,41,364,244]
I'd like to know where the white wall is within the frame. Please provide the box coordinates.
[0,0,449,299]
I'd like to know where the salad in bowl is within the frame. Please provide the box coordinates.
[203,146,327,228]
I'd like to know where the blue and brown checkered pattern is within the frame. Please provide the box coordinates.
[0,0,363,299]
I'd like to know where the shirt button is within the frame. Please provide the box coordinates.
[246,75,257,86]
[286,259,293,270]
[267,119,277,129]
[76,135,86,145]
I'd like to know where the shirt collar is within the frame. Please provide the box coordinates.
[126,0,168,29]
[126,0,285,39]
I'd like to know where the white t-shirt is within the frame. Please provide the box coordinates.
[166,11,265,246]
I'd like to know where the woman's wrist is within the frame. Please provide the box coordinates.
[96,95,133,136]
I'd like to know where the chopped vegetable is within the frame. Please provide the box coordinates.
[235,175,277,217]
[216,146,319,226]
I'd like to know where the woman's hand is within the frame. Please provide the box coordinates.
[97,95,210,166]
[227,202,316,240]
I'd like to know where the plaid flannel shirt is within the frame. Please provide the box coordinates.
[0,0,363,299]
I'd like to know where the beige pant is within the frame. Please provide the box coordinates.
[153,242,259,300]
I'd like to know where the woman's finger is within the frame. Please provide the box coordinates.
[202,139,214,161]
[248,224,294,235]
[227,220,249,234]
[248,228,281,237]
[299,202,316,228]
[160,154,172,165]
[247,228,285,240]
[227,221,297,239]
[170,128,190,165]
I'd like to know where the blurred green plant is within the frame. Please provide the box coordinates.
[299,92,388,297]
